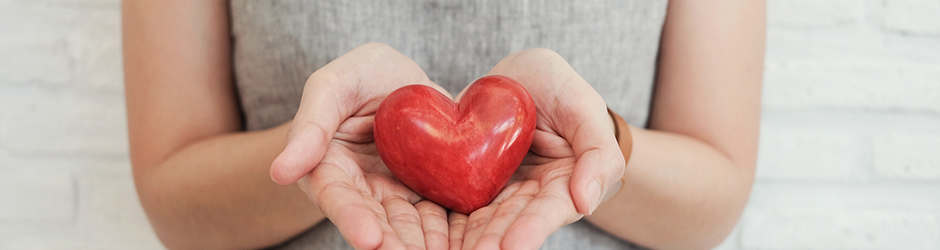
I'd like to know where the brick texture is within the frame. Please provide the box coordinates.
[768,0,864,28]
[756,126,869,181]
[1,0,939,249]
[874,132,940,181]
[0,85,128,157]
[739,185,940,250]
[0,167,74,223]
[763,61,940,113]
[731,0,940,249]
[882,0,940,36]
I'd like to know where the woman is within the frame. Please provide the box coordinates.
[123,0,764,249]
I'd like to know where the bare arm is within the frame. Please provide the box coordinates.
[585,0,766,249]
[122,1,322,249]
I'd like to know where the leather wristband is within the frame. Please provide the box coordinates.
[606,108,632,164]
[602,107,631,204]
[607,108,621,144]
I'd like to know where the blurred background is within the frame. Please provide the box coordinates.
[1,0,938,249]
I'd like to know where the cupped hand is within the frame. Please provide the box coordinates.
[270,43,450,250]
[450,48,626,250]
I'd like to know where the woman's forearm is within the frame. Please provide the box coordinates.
[586,0,766,248]
[136,122,324,249]
[585,125,754,250]
[122,1,324,248]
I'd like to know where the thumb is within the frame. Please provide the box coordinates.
[270,75,353,185]
[567,104,625,215]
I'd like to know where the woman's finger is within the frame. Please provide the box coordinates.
[460,205,497,250]
[564,107,624,215]
[416,201,449,250]
[447,212,468,250]
[487,47,625,216]
[270,75,354,185]
[271,42,434,185]
[472,181,539,249]
[304,160,385,249]
[383,196,427,250]
[570,145,625,215]
[501,180,583,250]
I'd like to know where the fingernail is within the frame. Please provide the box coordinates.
[586,180,602,215]
[602,179,622,203]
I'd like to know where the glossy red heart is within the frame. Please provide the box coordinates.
[374,75,537,214]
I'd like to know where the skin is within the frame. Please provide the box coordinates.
[442,48,625,250]
[124,1,448,249]
[272,42,454,250]
[122,1,321,249]
[123,0,764,249]
[590,1,765,248]
[450,1,765,249]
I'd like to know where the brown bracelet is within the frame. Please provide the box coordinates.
[606,107,632,164]
[602,107,630,205]
[607,108,620,143]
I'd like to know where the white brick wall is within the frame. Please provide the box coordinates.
[740,185,940,250]
[0,0,938,249]
[731,0,940,249]
[883,0,940,36]
[874,133,940,181]
[0,0,160,249]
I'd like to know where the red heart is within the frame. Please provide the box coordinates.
[374,75,537,214]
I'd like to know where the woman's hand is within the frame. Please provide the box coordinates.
[270,43,450,250]
[450,48,626,249]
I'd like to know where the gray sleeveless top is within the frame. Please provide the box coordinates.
[230,0,667,249]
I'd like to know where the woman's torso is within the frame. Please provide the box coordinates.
[229,0,667,248]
